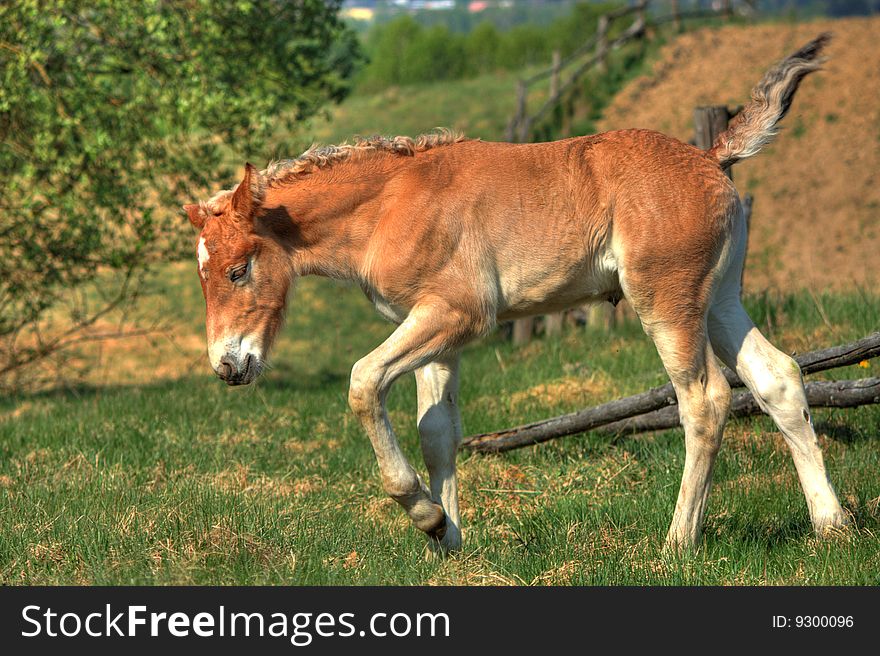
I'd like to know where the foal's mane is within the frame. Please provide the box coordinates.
[262,128,467,188]
[200,129,467,214]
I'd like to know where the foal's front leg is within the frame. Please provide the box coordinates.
[348,302,475,546]
[416,357,463,555]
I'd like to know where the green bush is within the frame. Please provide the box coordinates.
[403,25,468,82]
[465,22,502,73]
[496,23,554,69]
[0,0,360,387]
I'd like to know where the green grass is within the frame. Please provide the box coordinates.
[1,263,878,585]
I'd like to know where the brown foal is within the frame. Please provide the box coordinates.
[184,34,846,556]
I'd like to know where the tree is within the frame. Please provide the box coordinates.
[401,25,467,83]
[0,0,360,388]
[361,14,424,89]
[465,22,501,74]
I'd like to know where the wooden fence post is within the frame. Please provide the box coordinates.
[595,14,609,74]
[510,79,531,342]
[636,0,647,28]
[693,104,753,287]
[504,118,515,143]
[692,105,730,150]
[507,80,528,143]
[543,49,567,337]
[512,317,535,346]
[587,300,633,333]
[550,50,561,99]
[545,313,565,337]
[517,116,532,144]
[671,0,681,32]
[693,105,732,179]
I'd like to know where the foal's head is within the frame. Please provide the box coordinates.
[183,164,291,385]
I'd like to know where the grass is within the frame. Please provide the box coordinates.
[1,263,878,585]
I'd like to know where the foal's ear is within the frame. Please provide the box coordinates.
[183,203,206,230]
[230,162,266,223]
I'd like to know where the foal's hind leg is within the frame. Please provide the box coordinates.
[709,294,847,535]
[415,357,463,555]
[641,318,732,548]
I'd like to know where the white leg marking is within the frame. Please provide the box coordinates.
[416,357,463,555]
[660,336,731,548]
[709,296,847,534]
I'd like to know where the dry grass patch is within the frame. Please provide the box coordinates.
[549,450,647,499]
[27,541,67,566]
[718,470,793,495]
[323,549,362,571]
[203,464,325,498]
[0,400,54,423]
[361,495,410,533]
[723,424,791,456]
[427,552,524,586]
[530,560,585,585]
[508,373,613,409]
[470,373,615,418]
[284,436,340,454]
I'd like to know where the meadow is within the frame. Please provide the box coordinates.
[1,261,878,585]
[2,10,878,587]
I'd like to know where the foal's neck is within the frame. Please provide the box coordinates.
[265,156,394,282]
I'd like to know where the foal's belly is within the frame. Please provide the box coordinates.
[495,249,621,321]
[361,244,622,326]
[496,291,617,321]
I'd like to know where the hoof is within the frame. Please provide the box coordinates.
[426,513,447,541]
[662,530,700,554]
[813,510,852,538]
[425,521,462,561]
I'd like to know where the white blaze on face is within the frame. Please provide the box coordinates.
[197,237,210,276]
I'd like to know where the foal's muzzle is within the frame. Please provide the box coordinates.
[216,353,259,386]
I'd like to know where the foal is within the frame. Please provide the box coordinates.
[184,35,847,555]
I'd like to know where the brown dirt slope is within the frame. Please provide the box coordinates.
[598,17,880,293]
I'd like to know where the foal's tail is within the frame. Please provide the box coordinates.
[709,33,830,168]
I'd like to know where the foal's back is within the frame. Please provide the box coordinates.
[371,130,737,322]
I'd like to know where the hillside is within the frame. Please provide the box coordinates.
[597,17,880,293]
[294,67,542,147]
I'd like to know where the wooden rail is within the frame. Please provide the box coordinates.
[463,333,880,453]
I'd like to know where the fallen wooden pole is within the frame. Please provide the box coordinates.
[462,333,880,454]
[597,377,880,437]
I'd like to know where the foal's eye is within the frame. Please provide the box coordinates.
[229,262,249,283]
